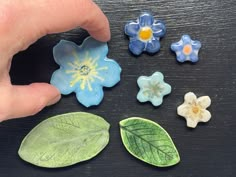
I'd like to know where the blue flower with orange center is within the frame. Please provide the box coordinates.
[125,13,166,55]
[171,35,201,63]
[50,37,122,107]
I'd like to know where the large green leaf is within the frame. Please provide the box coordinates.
[120,117,180,167]
[18,112,110,168]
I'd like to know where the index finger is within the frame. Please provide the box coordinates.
[30,0,110,41]
[0,0,110,57]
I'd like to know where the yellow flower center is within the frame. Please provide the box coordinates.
[192,106,200,114]
[139,27,153,41]
[66,52,108,91]
[183,44,192,55]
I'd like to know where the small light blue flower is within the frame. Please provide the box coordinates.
[50,37,122,107]
[125,12,166,55]
[137,72,171,106]
[171,35,201,63]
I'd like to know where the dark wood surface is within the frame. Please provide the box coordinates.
[1,0,236,177]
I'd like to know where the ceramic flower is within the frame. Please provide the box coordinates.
[177,92,211,128]
[125,12,166,55]
[50,37,122,107]
[137,72,171,106]
[171,35,201,63]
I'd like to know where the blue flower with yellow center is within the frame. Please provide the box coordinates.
[171,35,201,63]
[125,13,166,55]
[50,37,122,107]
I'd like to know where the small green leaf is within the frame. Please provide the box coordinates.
[120,117,180,167]
[18,112,110,168]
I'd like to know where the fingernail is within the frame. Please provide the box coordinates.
[47,94,61,106]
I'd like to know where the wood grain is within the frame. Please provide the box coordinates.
[1,0,236,176]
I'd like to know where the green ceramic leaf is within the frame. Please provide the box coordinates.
[120,117,180,167]
[18,112,110,168]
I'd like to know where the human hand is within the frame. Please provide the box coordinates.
[0,0,110,121]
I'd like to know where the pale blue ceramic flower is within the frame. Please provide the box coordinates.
[50,37,122,107]
[125,12,166,55]
[137,72,171,106]
[171,35,201,63]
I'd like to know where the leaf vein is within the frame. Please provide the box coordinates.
[121,126,173,159]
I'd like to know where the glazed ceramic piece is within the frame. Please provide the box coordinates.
[137,72,171,106]
[177,92,211,128]
[50,37,122,107]
[120,117,180,167]
[124,12,166,55]
[171,35,201,63]
[18,112,110,168]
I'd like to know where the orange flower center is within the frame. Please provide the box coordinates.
[139,27,153,41]
[192,106,200,114]
[183,44,192,55]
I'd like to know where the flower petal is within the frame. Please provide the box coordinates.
[200,110,211,122]
[176,52,187,63]
[145,38,160,53]
[171,41,184,52]
[82,37,108,60]
[186,118,198,128]
[162,83,172,95]
[125,22,140,37]
[181,35,191,44]
[129,39,145,55]
[177,104,190,117]
[137,76,150,88]
[96,57,122,87]
[137,89,149,103]
[75,85,104,107]
[184,92,197,104]
[189,52,199,62]
[139,13,154,27]
[151,72,164,83]
[150,97,163,106]
[191,40,201,50]
[152,20,166,38]
[50,69,76,95]
[197,96,211,109]
[53,40,80,67]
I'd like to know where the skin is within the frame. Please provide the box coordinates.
[0,0,110,121]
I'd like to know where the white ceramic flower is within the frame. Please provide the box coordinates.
[177,92,211,128]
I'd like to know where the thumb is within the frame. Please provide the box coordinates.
[0,83,61,121]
